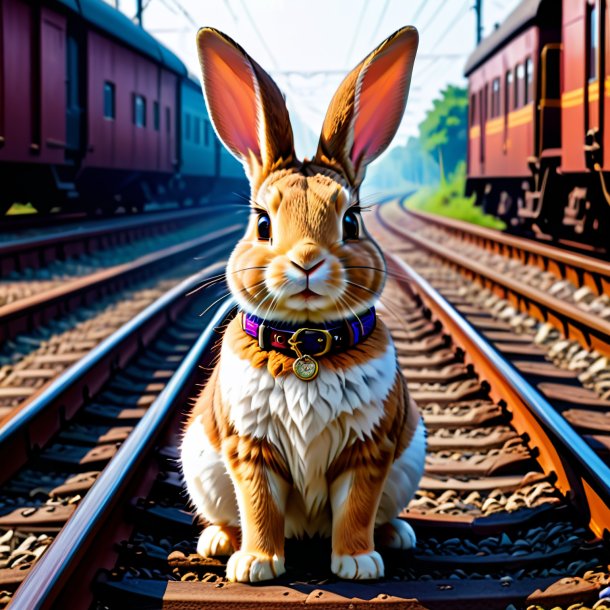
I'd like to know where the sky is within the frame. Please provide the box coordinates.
[106,0,522,157]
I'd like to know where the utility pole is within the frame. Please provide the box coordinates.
[475,0,483,44]
[136,0,143,27]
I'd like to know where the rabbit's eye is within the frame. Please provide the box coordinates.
[343,210,359,240]
[257,213,271,240]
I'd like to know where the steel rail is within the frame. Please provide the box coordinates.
[0,198,243,254]
[0,207,210,265]
[0,224,241,344]
[0,255,230,485]
[404,205,610,282]
[386,251,610,541]
[381,201,610,357]
[8,298,236,610]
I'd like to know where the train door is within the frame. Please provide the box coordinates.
[538,44,562,153]
[503,69,512,154]
[0,1,4,152]
[585,0,604,168]
[479,85,487,172]
[65,33,82,160]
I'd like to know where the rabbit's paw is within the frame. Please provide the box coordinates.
[331,550,384,580]
[197,525,237,557]
[376,518,416,550]
[226,551,285,582]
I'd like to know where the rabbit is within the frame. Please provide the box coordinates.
[180,25,426,583]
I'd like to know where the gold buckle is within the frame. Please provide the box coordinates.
[287,327,333,358]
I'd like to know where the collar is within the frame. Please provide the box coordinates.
[241,307,376,359]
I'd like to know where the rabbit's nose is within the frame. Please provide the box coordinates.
[288,242,326,272]
[290,259,326,276]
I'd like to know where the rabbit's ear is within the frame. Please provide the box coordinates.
[314,27,418,188]
[197,28,296,187]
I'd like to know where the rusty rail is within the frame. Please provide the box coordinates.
[383,201,610,359]
[405,206,610,294]
[387,252,610,541]
[0,208,212,277]
[7,299,237,610]
[0,224,241,344]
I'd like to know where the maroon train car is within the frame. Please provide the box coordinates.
[465,0,610,248]
[0,0,245,215]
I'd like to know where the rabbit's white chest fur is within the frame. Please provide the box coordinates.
[218,340,397,536]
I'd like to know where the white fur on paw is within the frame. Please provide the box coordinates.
[379,518,417,550]
[331,550,384,580]
[226,551,285,582]
[197,525,235,557]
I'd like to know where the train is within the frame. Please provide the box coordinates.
[465,0,610,250]
[0,0,247,216]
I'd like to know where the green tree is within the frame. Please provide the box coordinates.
[418,85,468,178]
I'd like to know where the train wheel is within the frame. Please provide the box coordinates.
[531,163,563,238]
[480,183,497,216]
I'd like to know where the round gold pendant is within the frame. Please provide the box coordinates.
[293,355,319,381]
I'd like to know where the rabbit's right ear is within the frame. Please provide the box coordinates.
[197,28,296,189]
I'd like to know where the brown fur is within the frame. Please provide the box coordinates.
[184,25,421,581]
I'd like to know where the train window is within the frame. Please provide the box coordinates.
[133,95,146,127]
[104,82,116,120]
[505,70,513,114]
[185,114,191,140]
[194,117,201,145]
[166,107,171,133]
[470,94,476,126]
[153,102,160,131]
[491,78,500,118]
[524,58,533,104]
[589,1,599,81]
[515,64,524,108]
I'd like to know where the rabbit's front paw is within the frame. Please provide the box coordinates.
[197,525,238,557]
[226,551,285,582]
[331,550,384,580]
[376,518,416,550]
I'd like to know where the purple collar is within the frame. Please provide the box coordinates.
[241,307,377,358]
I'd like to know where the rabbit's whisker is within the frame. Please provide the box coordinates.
[344,280,411,330]
[198,291,235,318]
[343,264,416,287]
[187,266,268,296]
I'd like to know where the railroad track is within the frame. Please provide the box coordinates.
[0,258,234,608]
[4,215,610,608]
[377,200,610,466]
[0,202,248,343]
[0,216,245,429]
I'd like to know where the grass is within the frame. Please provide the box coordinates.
[404,163,506,230]
[6,203,38,216]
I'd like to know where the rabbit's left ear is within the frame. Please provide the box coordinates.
[314,27,418,189]
[197,28,296,189]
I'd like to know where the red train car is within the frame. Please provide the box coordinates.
[465,0,562,230]
[465,0,610,248]
[559,0,610,237]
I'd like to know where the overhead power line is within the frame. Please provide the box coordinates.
[368,0,391,44]
[429,0,471,50]
[411,0,428,23]
[236,0,278,68]
[418,0,448,37]
[344,1,369,65]
[270,56,465,78]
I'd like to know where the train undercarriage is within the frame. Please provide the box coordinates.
[468,163,610,253]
